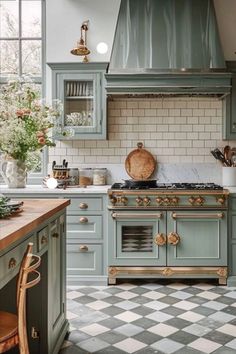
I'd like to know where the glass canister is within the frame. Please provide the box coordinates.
[93,168,107,185]
[68,168,79,185]
[79,168,93,186]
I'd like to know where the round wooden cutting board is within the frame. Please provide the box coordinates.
[125,142,157,180]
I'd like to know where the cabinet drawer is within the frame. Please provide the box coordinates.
[67,215,102,239]
[0,236,35,282]
[67,244,102,275]
[37,226,49,252]
[68,197,103,212]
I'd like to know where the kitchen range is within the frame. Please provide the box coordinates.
[108,182,229,285]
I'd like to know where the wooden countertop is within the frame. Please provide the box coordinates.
[0,199,70,252]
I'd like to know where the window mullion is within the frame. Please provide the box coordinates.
[19,0,22,76]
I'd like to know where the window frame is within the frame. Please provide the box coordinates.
[0,0,47,185]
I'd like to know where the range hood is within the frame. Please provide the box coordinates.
[105,0,231,96]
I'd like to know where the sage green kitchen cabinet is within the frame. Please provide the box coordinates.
[48,62,108,140]
[0,203,68,354]
[3,191,108,285]
[227,194,236,286]
[223,61,236,140]
[48,213,67,354]
[66,195,108,285]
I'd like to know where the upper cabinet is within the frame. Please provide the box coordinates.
[223,61,236,140]
[48,62,108,140]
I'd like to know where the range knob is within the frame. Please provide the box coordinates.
[216,196,225,205]
[136,196,143,206]
[195,196,205,205]
[171,197,179,205]
[143,196,151,206]
[163,197,171,205]
[156,197,163,205]
[110,196,117,206]
[188,196,195,205]
[121,196,128,206]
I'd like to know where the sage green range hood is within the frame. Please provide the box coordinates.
[105,0,232,96]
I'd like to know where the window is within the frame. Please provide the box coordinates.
[0,0,46,184]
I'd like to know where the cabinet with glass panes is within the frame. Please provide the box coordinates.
[48,63,108,139]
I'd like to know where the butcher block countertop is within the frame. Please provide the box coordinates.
[0,199,70,252]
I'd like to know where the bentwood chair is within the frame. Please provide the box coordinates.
[0,242,41,354]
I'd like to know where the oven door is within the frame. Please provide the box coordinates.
[109,211,166,266]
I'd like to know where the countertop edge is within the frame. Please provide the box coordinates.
[0,199,70,252]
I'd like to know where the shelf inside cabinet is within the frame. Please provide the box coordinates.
[65,96,94,100]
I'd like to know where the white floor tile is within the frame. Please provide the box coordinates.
[114,310,142,323]
[147,323,178,336]
[114,338,147,353]
[79,323,110,336]
[188,338,222,353]
[177,311,205,323]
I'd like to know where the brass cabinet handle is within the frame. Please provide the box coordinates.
[52,232,59,238]
[8,257,17,269]
[41,235,48,244]
[167,232,180,245]
[154,233,166,246]
[79,245,88,252]
[79,217,88,223]
[79,202,88,210]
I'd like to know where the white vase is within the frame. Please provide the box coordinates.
[0,159,27,188]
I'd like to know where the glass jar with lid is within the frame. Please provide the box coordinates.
[93,168,107,185]
[79,168,93,186]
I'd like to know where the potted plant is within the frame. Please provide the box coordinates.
[0,76,62,188]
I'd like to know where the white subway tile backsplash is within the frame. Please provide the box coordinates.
[48,97,228,171]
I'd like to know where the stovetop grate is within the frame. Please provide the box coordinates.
[111,182,223,190]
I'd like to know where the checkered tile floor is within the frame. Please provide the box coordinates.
[59,280,236,354]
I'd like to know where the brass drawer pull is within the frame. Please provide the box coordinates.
[8,257,17,269]
[41,235,48,244]
[172,212,224,219]
[80,245,88,252]
[80,217,88,224]
[52,232,59,238]
[79,202,88,209]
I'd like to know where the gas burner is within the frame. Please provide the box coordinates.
[111,182,223,190]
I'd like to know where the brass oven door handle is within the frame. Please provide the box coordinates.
[111,212,163,219]
[171,212,224,219]
[154,233,166,246]
[167,232,180,245]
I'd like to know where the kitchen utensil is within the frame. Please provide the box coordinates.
[211,148,230,166]
[224,145,232,166]
[125,142,157,180]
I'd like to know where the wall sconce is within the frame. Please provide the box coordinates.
[71,20,90,63]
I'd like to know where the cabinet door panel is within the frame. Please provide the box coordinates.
[167,211,227,266]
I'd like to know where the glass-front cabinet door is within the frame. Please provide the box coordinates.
[48,62,108,140]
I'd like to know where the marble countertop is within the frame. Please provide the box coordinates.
[0,184,111,194]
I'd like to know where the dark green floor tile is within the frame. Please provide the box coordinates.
[168,330,199,345]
